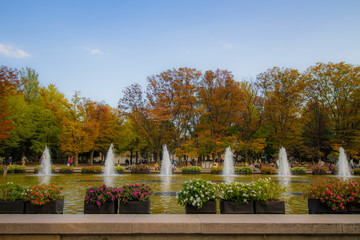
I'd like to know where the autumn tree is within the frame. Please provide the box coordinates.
[119,84,168,162]
[197,69,242,160]
[307,62,360,158]
[232,82,266,162]
[146,67,201,158]
[59,93,99,166]
[256,67,308,156]
[0,66,20,143]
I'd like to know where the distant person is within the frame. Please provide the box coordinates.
[154,162,159,170]
[67,157,71,167]
[69,157,73,166]
[21,155,28,165]
[7,156,12,166]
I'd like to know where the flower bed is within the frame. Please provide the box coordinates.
[23,183,64,214]
[81,166,103,174]
[220,182,256,213]
[118,184,152,214]
[84,184,118,214]
[7,165,26,173]
[0,182,25,213]
[303,178,360,213]
[177,179,219,213]
[131,164,150,174]
[181,166,201,174]
[235,166,253,174]
[260,166,276,175]
[290,167,306,175]
[312,165,327,175]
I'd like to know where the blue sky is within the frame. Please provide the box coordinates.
[1,0,360,107]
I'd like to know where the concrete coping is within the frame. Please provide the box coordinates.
[0,214,359,235]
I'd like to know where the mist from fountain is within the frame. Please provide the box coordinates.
[223,147,235,176]
[104,144,115,176]
[338,147,352,178]
[278,147,291,176]
[160,145,172,176]
[39,146,52,176]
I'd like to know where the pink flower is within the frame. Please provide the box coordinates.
[99,196,102,199]
[89,190,94,193]
[352,193,355,195]
[97,201,101,206]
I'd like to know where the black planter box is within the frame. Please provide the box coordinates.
[84,200,118,214]
[25,199,64,214]
[308,199,346,214]
[291,172,306,175]
[115,170,124,174]
[312,172,327,175]
[210,171,223,174]
[220,199,254,214]
[131,170,150,174]
[185,200,216,214]
[255,200,285,214]
[182,171,201,174]
[0,199,25,214]
[347,203,360,214]
[119,200,150,214]
[59,170,74,174]
[235,171,252,175]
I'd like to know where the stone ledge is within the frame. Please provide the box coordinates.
[0,215,360,235]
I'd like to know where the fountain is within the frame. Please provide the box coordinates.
[160,145,172,176]
[38,146,52,175]
[223,147,235,176]
[338,147,352,178]
[104,144,115,176]
[278,147,291,176]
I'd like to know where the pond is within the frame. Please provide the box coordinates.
[1,173,358,214]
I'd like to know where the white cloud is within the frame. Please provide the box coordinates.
[223,43,233,49]
[0,43,30,58]
[86,48,104,55]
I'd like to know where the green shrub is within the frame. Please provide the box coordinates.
[354,168,360,175]
[0,182,24,201]
[253,178,286,202]
[0,165,4,173]
[181,166,201,173]
[59,166,74,173]
[81,166,103,174]
[290,167,306,174]
[114,166,125,173]
[34,166,56,173]
[210,166,223,174]
[235,166,253,173]
[260,166,276,174]
[7,165,26,171]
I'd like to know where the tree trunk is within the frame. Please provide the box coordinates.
[136,152,139,164]
[75,153,79,167]
[130,150,133,165]
[90,150,94,166]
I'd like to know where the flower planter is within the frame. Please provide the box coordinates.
[181,171,201,174]
[131,170,150,174]
[84,201,118,214]
[115,170,124,174]
[254,200,285,214]
[0,199,25,214]
[185,200,216,214]
[291,172,306,175]
[308,199,346,214]
[260,172,276,175]
[220,199,254,214]
[210,171,223,174]
[25,198,64,214]
[119,200,150,214]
